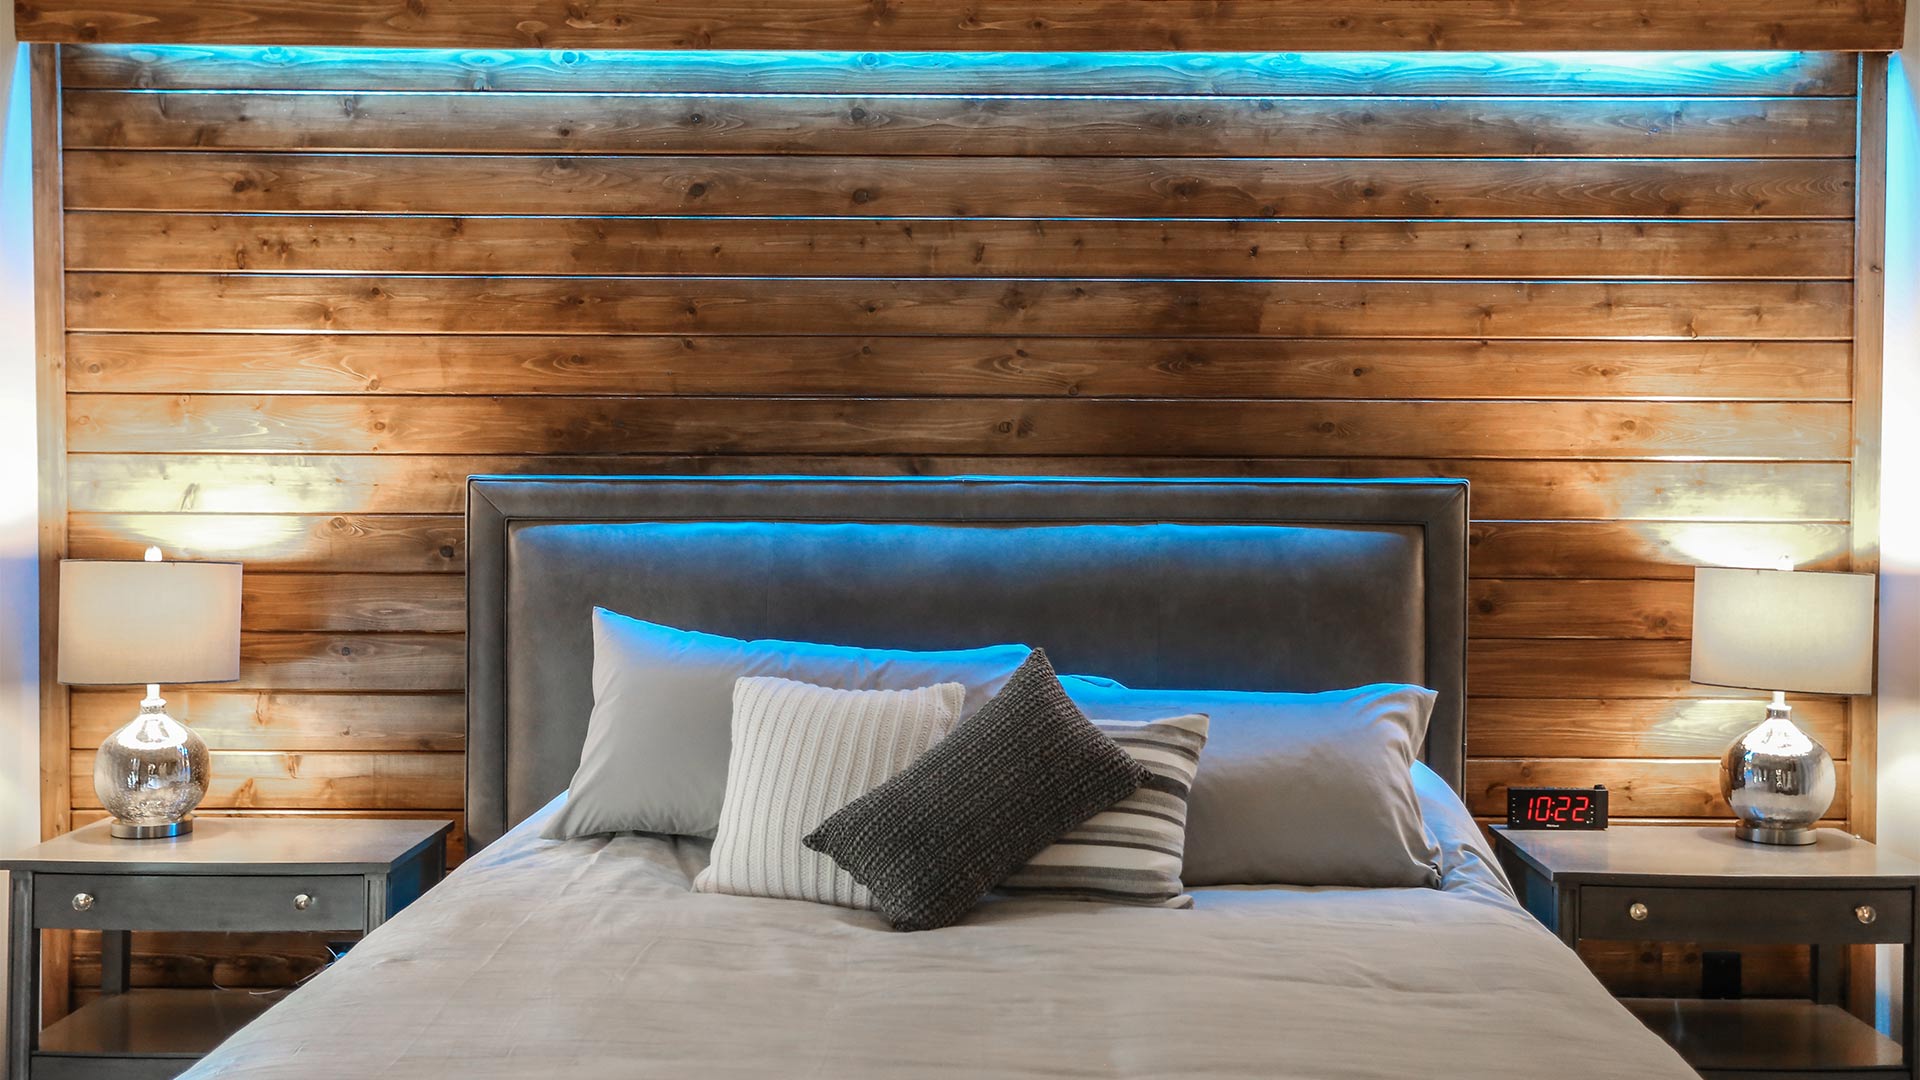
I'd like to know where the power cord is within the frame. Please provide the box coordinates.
[210,940,349,998]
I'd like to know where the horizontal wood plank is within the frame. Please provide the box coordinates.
[18,0,1905,51]
[57,47,1865,98]
[1470,580,1692,640]
[222,632,463,691]
[64,275,1855,340]
[1474,639,1746,699]
[241,573,462,632]
[63,152,1859,219]
[1464,758,1852,818]
[1468,698,1848,759]
[67,395,1852,460]
[1478,641,1705,699]
[63,334,1856,401]
[63,91,1857,159]
[1467,521,1853,579]
[69,511,463,571]
[67,454,1853,521]
[62,214,1858,281]
[71,749,464,809]
[72,690,464,750]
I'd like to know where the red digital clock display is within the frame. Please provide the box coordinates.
[1505,786,1608,830]
[1525,793,1591,824]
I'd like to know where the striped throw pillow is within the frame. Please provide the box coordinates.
[694,676,965,909]
[997,713,1209,908]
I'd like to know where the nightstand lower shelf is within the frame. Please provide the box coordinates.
[31,989,277,1080]
[1624,998,1905,1077]
[39,988,276,1057]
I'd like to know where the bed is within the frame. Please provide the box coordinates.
[181,475,1694,1078]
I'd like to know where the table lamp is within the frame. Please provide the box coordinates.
[58,548,242,839]
[1691,566,1876,846]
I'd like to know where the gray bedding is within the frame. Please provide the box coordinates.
[182,773,1692,1079]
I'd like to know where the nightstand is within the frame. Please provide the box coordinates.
[1492,825,1920,1079]
[5,817,451,1080]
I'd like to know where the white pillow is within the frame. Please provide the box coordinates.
[694,676,966,909]
[541,609,1029,840]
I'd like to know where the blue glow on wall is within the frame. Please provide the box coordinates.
[99,45,1819,86]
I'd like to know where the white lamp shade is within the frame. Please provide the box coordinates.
[1690,567,1875,695]
[57,559,243,685]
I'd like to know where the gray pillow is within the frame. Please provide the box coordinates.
[1060,679,1442,888]
[804,649,1149,931]
[542,608,1030,840]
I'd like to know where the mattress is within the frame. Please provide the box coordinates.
[182,783,1693,1079]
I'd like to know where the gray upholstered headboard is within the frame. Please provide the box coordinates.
[465,475,1468,850]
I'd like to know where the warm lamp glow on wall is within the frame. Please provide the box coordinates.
[1692,567,1876,846]
[58,548,242,839]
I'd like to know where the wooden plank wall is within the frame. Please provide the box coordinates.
[46,45,1869,997]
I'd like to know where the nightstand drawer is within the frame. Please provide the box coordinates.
[1580,885,1912,945]
[33,873,369,932]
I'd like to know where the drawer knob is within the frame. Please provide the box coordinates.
[1857,904,1878,925]
[1628,902,1649,922]
[293,893,314,911]
[70,892,94,912]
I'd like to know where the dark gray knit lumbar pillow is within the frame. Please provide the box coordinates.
[803,648,1149,932]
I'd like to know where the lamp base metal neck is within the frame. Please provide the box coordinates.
[110,816,193,840]
[1735,822,1818,846]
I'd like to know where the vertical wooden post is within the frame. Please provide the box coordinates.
[1849,49,1890,1026]
[30,42,71,1026]
[1851,52,1888,841]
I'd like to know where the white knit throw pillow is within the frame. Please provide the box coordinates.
[694,676,965,909]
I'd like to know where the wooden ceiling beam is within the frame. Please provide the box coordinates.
[13,0,1908,52]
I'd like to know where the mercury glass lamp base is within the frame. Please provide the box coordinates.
[94,686,210,843]
[1720,692,1835,851]
[110,815,193,839]
[1734,822,1818,846]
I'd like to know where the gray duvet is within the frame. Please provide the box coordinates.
[184,786,1694,1079]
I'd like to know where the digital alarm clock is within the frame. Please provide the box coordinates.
[1505,785,1608,830]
